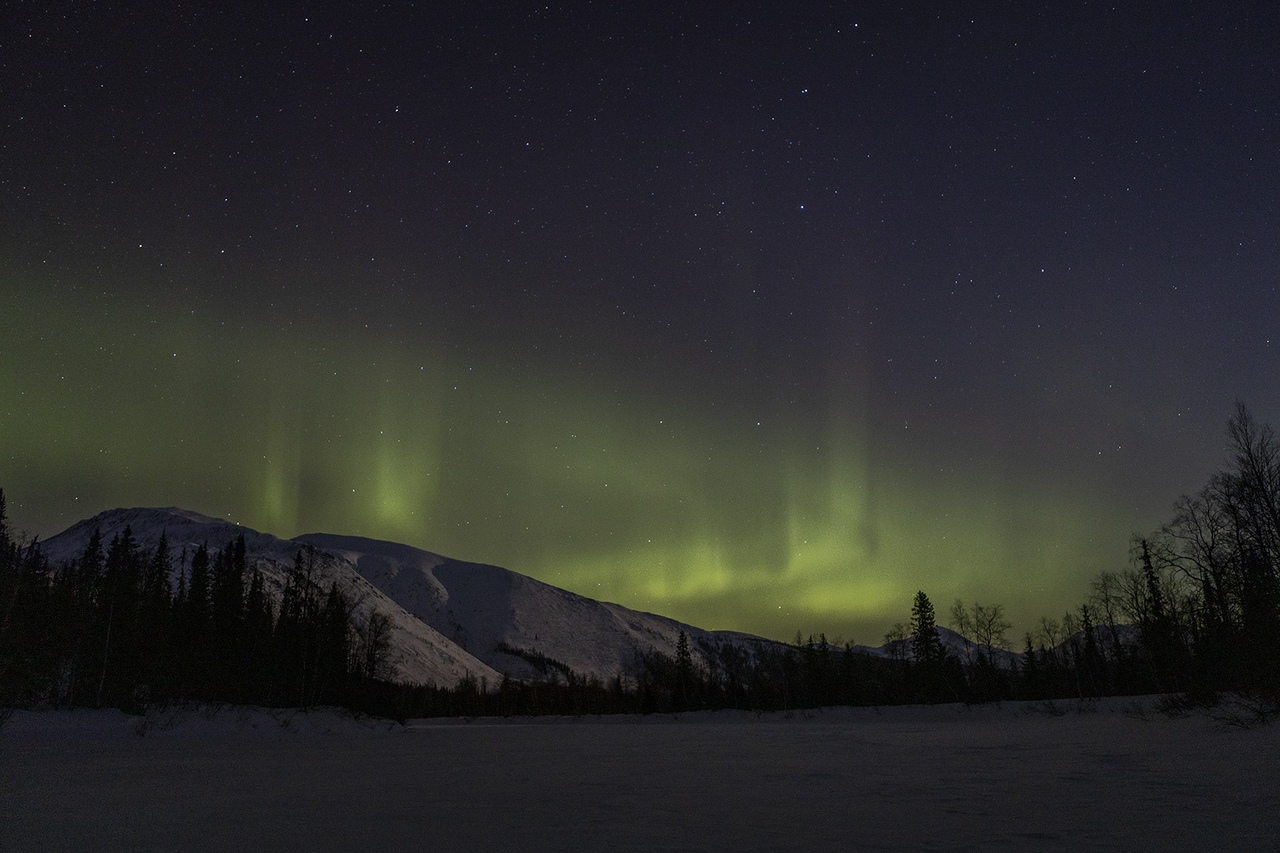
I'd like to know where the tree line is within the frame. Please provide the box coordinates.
[878,403,1280,707]
[1,404,1277,718]
[0,512,387,713]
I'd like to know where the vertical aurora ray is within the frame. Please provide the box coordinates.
[367,353,447,541]
[258,374,304,537]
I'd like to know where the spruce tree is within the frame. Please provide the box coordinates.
[61,529,104,705]
[0,487,10,563]
[211,535,246,632]
[139,534,173,696]
[144,533,172,609]
[0,488,16,650]
[1021,633,1040,698]
[181,543,213,698]
[675,630,694,710]
[187,543,211,626]
[98,528,144,707]
[910,591,943,665]
[1138,539,1179,689]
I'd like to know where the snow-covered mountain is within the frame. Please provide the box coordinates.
[296,532,738,684]
[41,507,772,688]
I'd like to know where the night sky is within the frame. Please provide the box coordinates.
[4,3,1278,644]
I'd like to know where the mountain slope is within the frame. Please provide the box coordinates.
[297,532,736,683]
[42,508,765,688]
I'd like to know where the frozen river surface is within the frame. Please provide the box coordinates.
[3,698,1277,851]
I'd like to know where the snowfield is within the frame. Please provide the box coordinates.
[3,697,1277,851]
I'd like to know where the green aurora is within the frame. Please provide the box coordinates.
[3,268,1148,644]
[4,3,1274,645]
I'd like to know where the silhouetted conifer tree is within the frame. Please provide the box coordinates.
[908,591,951,701]
[211,534,246,633]
[137,533,173,697]
[674,630,694,710]
[186,543,211,627]
[96,528,146,707]
[910,591,942,665]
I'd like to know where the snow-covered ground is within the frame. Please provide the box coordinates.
[3,697,1276,851]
